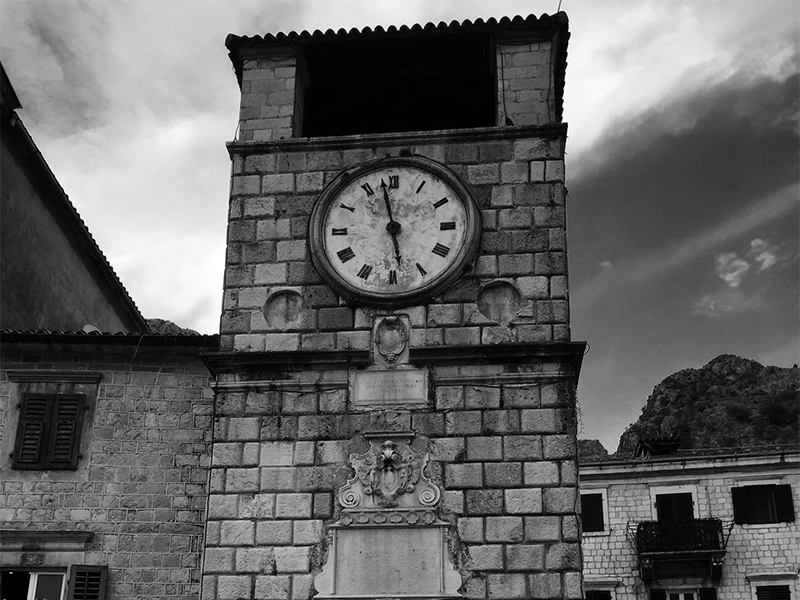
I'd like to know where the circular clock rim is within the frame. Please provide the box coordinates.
[308,155,482,309]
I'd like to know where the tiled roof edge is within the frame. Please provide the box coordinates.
[0,329,219,348]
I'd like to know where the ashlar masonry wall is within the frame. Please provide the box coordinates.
[0,338,215,600]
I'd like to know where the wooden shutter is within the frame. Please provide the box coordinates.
[13,394,52,468]
[731,486,749,523]
[699,588,717,600]
[68,565,107,600]
[756,586,791,600]
[650,590,667,600]
[656,493,694,522]
[774,485,795,523]
[47,394,85,469]
[581,493,605,532]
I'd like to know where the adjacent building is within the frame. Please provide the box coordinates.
[580,442,799,600]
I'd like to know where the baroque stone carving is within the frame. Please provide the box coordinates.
[337,436,440,510]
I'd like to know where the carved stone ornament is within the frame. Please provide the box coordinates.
[337,436,440,511]
[315,433,461,599]
[370,315,410,366]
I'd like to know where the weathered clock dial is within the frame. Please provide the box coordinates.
[309,156,481,308]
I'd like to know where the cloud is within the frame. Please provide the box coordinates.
[749,238,778,271]
[715,253,750,288]
[573,183,798,300]
[691,288,765,317]
[693,238,785,317]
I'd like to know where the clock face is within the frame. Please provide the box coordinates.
[309,156,481,308]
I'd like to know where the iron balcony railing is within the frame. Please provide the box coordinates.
[637,518,724,555]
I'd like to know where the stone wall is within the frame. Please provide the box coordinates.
[201,358,583,600]
[0,339,215,599]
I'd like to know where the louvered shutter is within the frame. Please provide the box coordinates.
[675,493,694,521]
[699,588,717,600]
[731,486,749,523]
[13,394,52,469]
[68,565,107,600]
[581,493,605,532]
[774,485,795,522]
[47,394,85,469]
[756,585,791,600]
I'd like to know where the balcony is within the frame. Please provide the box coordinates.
[632,519,727,582]
[637,518,724,555]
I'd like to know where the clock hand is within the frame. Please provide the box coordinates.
[381,179,403,265]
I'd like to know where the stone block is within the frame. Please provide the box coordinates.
[485,516,523,542]
[468,544,504,570]
[504,435,543,460]
[220,520,255,546]
[237,547,275,573]
[543,487,576,514]
[524,516,561,541]
[483,410,521,434]
[443,327,480,346]
[442,490,465,515]
[239,494,276,519]
[445,463,483,489]
[487,573,527,599]
[260,467,297,492]
[261,441,294,466]
[523,461,559,486]
[561,515,580,541]
[505,488,543,514]
[428,304,462,327]
[466,387,501,409]
[293,441,316,465]
[466,437,502,461]
[256,520,292,545]
[293,519,323,544]
[430,437,465,462]
[203,547,235,573]
[529,573,561,598]
[543,434,575,459]
[274,546,311,573]
[466,489,504,515]
[255,575,291,600]
[458,517,484,543]
[227,468,260,493]
[212,443,242,467]
[275,493,312,518]
[446,411,482,436]
[521,409,558,434]
[545,543,580,570]
[208,495,238,520]
[564,571,583,599]
[263,173,295,193]
[529,161,545,182]
[485,462,523,488]
[501,161,529,183]
[217,575,253,600]
[498,254,535,277]
[436,386,464,410]
[507,545,545,574]
[254,263,288,285]
[297,466,334,491]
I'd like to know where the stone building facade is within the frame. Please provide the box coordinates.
[580,446,800,600]
[203,13,585,600]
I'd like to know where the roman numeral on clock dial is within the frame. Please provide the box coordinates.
[361,183,374,196]
[357,264,372,280]
[389,270,397,284]
[432,243,450,257]
[433,198,448,209]
[331,228,347,236]
[337,247,355,262]
[440,221,455,230]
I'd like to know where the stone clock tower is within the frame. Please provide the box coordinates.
[202,13,585,600]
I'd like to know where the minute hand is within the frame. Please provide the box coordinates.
[380,179,402,264]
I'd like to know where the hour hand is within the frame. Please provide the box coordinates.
[381,179,402,264]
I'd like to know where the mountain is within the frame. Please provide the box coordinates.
[615,354,799,456]
[146,318,201,336]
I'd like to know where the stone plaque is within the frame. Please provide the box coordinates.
[351,367,428,408]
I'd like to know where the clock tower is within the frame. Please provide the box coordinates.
[203,14,585,600]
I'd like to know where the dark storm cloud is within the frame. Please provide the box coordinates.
[569,72,799,263]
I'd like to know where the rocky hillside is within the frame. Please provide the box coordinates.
[615,354,799,456]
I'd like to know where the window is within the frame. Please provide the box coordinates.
[586,591,612,600]
[0,566,107,600]
[732,485,795,524]
[581,492,607,533]
[12,393,86,470]
[656,492,694,522]
[756,586,791,600]
[650,589,717,600]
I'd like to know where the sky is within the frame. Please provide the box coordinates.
[1,0,798,452]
